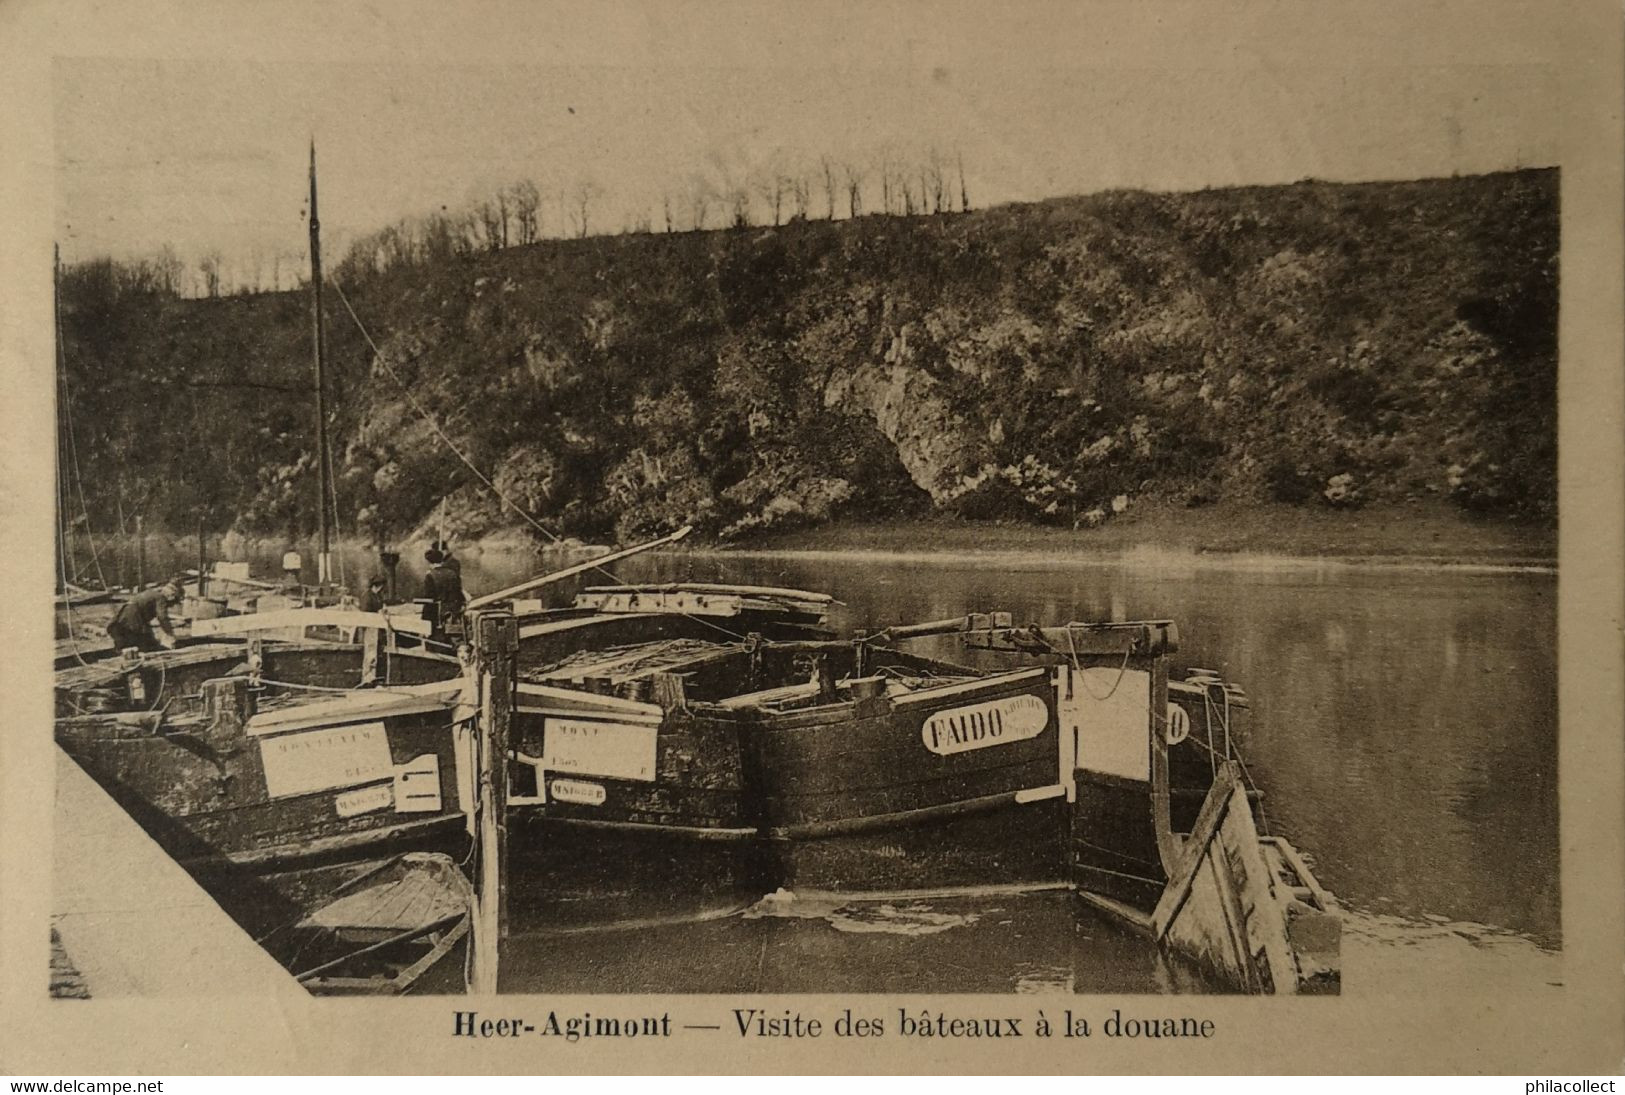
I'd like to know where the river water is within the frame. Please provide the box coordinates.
[137,539,1564,995]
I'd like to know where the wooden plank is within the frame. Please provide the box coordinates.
[534,640,693,681]
[514,681,665,721]
[55,642,245,689]
[1203,827,1263,992]
[193,607,432,638]
[245,688,464,736]
[1152,764,1242,937]
[1152,764,1303,994]
[518,611,662,639]
[293,913,462,982]
[199,815,463,870]
[715,679,822,709]
[575,590,748,618]
[1221,808,1299,994]
[391,916,469,994]
[652,671,687,709]
[1074,890,1156,934]
[889,667,1050,705]
[1262,836,1335,909]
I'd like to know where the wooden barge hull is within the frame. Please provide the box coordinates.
[55,641,472,941]
[505,649,1069,897]
[744,665,1065,889]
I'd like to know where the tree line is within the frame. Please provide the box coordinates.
[67,143,975,299]
[333,144,973,286]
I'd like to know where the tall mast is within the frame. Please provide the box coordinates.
[308,140,333,586]
[54,242,71,591]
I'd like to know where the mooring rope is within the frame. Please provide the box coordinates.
[1062,629,1134,701]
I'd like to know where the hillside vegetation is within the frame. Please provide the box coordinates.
[57,169,1557,548]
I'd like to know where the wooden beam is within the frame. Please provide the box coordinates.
[244,685,465,736]
[467,525,693,610]
[962,620,1180,658]
[1152,762,1242,939]
[191,607,433,638]
[873,613,1013,642]
[468,608,517,993]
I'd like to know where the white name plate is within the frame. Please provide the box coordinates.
[394,753,444,813]
[922,694,1048,756]
[260,721,394,799]
[549,779,607,806]
[542,719,658,782]
[334,782,393,817]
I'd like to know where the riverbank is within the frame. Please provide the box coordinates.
[728,502,1556,570]
[62,502,1555,592]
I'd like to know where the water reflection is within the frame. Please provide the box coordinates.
[154,540,1561,990]
[644,552,1560,949]
[501,889,1223,995]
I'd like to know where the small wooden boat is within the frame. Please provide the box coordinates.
[1151,764,1340,994]
[980,623,1346,994]
[267,852,473,995]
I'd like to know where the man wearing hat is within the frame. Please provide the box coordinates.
[106,580,183,652]
[420,547,465,638]
[432,539,461,576]
[360,575,387,613]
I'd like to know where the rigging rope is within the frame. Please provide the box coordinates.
[55,496,100,669]
[331,281,572,549]
[325,446,348,590]
[328,280,748,643]
[56,307,107,590]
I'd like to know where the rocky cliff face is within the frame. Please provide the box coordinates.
[58,169,1557,543]
[826,341,990,502]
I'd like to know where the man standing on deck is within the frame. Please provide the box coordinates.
[106,580,183,652]
[360,575,387,613]
[420,547,465,638]
[433,539,461,577]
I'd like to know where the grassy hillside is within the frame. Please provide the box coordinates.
[57,169,1557,548]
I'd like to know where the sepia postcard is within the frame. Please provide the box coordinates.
[1,0,1621,1076]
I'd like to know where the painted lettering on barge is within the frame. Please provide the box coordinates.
[260,721,394,799]
[549,778,607,806]
[921,694,1048,756]
[542,719,658,781]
